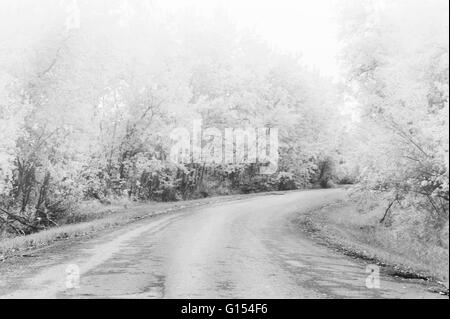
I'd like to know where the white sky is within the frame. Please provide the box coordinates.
[229,0,340,78]
[156,0,341,79]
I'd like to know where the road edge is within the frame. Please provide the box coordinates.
[293,202,449,298]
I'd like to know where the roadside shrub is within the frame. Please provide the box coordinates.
[277,172,297,190]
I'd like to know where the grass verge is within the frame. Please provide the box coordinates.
[295,200,449,296]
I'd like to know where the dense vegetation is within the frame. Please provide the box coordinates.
[339,0,449,246]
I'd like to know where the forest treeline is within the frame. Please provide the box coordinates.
[0,0,448,243]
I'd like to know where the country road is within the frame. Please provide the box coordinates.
[0,189,444,299]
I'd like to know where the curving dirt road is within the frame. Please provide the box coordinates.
[0,189,444,298]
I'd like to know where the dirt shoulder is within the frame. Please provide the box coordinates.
[294,200,449,297]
